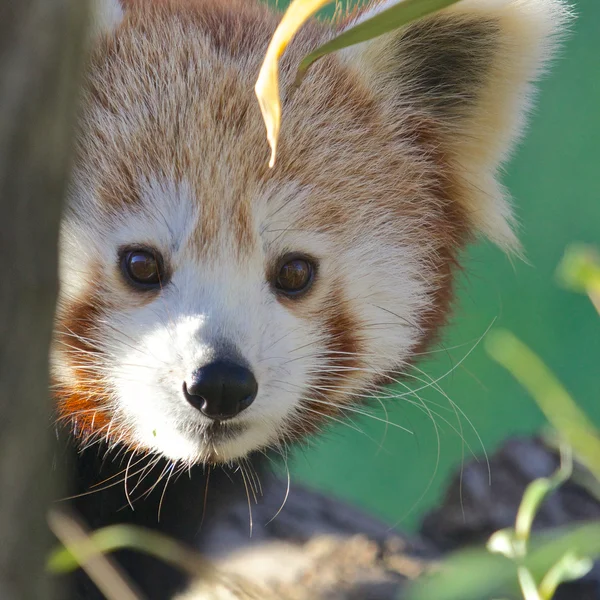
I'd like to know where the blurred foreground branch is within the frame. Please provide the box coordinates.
[0,1,89,598]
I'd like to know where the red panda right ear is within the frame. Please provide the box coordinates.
[338,0,571,252]
[92,0,124,36]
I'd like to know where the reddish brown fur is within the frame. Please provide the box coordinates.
[68,0,474,444]
[54,295,113,439]
[297,288,367,437]
[57,0,566,454]
[83,0,465,270]
[404,115,472,357]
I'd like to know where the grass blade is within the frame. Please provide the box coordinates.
[538,553,594,599]
[485,329,600,482]
[295,0,461,85]
[405,521,600,600]
[514,446,572,548]
[47,510,144,600]
[47,521,213,577]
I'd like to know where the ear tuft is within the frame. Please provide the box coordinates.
[341,0,573,251]
[91,0,125,37]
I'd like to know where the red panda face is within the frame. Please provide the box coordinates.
[51,0,569,465]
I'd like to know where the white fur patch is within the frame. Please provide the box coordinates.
[91,0,124,36]
[56,170,429,465]
[54,0,570,468]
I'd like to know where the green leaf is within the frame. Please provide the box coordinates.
[47,524,212,577]
[487,529,519,560]
[542,430,600,502]
[556,244,600,293]
[485,330,600,482]
[405,522,600,600]
[556,244,600,314]
[538,553,594,599]
[295,0,462,85]
[518,566,542,600]
[514,447,572,548]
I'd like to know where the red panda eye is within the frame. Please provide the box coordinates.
[121,249,163,289]
[274,254,315,296]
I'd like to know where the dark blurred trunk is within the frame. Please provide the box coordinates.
[0,1,89,598]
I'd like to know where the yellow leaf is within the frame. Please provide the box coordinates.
[254,0,333,167]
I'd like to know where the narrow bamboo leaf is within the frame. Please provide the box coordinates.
[487,451,577,563]
[405,522,600,600]
[47,524,213,577]
[518,566,542,600]
[514,447,572,546]
[538,553,594,599]
[255,0,334,167]
[543,430,600,502]
[47,511,143,600]
[485,330,600,481]
[295,0,462,85]
[515,479,555,547]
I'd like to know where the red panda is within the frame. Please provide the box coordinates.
[51,0,570,597]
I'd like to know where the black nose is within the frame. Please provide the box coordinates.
[183,360,258,420]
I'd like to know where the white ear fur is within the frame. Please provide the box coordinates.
[341,0,572,250]
[91,0,125,36]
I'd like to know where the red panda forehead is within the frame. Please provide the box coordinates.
[82,1,275,190]
[79,0,463,257]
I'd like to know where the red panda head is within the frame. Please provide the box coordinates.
[52,0,570,465]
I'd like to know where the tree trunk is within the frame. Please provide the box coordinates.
[0,1,89,598]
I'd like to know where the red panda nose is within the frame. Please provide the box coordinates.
[183,360,258,421]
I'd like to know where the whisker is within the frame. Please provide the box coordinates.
[157,462,175,522]
[238,463,254,537]
[124,452,138,511]
[198,465,211,533]
[264,449,291,525]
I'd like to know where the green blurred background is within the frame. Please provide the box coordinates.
[271,0,600,530]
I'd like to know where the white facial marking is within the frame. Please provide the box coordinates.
[92,0,124,36]
[56,0,567,465]
[57,171,429,464]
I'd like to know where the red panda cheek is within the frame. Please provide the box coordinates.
[54,384,113,441]
[53,294,116,443]
[286,288,366,440]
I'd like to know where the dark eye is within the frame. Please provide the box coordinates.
[120,248,164,289]
[274,254,315,296]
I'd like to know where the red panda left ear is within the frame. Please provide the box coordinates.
[339,0,572,251]
[92,0,125,36]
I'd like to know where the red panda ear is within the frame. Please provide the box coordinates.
[340,0,571,251]
[92,0,125,36]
